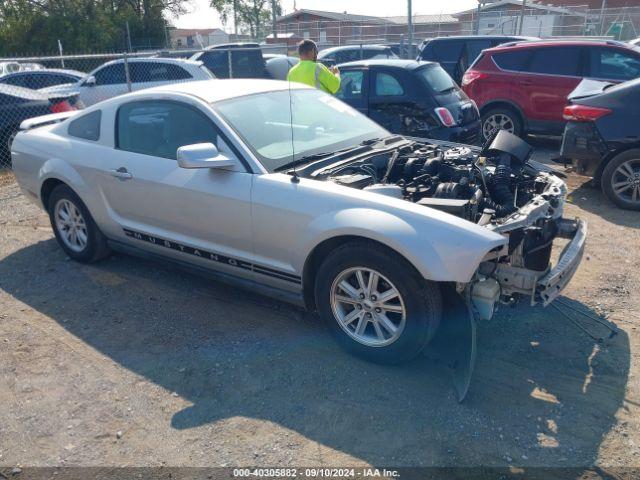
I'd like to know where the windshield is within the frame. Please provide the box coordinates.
[214,89,389,172]
[416,64,458,94]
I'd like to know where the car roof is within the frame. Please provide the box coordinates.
[339,59,437,70]
[143,79,309,103]
[205,42,261,50]
[319,45,391,55]
[100,57,204,68]
[424,35,537,42]
[488,39,634,51]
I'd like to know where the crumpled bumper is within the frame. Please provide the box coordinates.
[536,218,587,306]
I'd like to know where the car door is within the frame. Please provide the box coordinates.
[335,68,369,115]
[431,39,465,83]
[368,68,413,134]
[81,63,128,106]
[461,39,493,80]
[95,99,255,279]
[514,46,583,132]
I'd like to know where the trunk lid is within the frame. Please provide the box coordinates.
[567,79,615,102]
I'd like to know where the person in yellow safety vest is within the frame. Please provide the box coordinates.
[287,39,341,95]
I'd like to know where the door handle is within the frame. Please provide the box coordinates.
[519,79,533,86]
[110,167,133,180]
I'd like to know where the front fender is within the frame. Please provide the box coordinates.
[301,207,505,283]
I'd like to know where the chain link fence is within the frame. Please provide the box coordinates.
[0,5,639,171]
[274,6,640,45]
[0,44,292,170]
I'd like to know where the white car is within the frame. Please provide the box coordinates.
[42,57,213,107]
[11,80,586,399]
[0,61,22,76]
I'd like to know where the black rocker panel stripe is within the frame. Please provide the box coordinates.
[123,229,301,284]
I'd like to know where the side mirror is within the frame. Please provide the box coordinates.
[177,143,236,170]
[83,76,96,87]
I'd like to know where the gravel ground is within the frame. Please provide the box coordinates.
[0,145,639,470]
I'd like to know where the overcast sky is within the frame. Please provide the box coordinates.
[173,0,479,29]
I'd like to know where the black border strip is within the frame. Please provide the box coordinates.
[123,228,301,284]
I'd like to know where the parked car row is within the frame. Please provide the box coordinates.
[462,39,640,141]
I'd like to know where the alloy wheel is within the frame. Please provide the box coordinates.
[54,198,88,252]
[611,158,640,205]
[482,113,515,140]
[330,267,406,347]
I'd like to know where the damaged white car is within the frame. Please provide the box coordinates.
[11,80,586,400]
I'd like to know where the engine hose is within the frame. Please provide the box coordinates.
[486,160,516,216]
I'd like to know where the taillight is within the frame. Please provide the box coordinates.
[434,107,457,127]
[563,104,612,122]
[50,100,75,113]
[461,69,487,87]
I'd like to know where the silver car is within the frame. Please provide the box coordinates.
[11,79,586,399]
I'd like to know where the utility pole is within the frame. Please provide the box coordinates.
[599,0,608,35]
[125,21,132,52]
[272,0,278,39]
[518,0,527,35]
[407,0,413,59]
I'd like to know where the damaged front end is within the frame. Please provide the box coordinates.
[309,130,586,318]
[303,130,586,400]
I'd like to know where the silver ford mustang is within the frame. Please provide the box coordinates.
[11,79,586,399]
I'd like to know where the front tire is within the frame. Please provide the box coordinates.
[315,242,442,365]
[47,184,111,262]
[481,107,523,141]
[601,149,640,210]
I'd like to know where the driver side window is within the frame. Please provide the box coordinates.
[116,100,222,160]
[336,70,365,100]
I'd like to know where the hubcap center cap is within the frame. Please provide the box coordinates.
[362,301,374,312]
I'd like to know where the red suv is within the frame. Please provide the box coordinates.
[461,40,640,141]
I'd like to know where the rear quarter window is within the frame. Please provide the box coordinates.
[68,110,101,141]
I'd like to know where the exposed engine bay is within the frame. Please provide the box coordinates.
[301,131,586,311]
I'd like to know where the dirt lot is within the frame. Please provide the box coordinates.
[1,148,639,470]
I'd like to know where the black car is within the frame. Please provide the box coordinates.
[335,60,481,144]
[191,43,268,79]
[0,85,77,167]
[561,78,640,210]
[0,69,84,90]
[418,35,537,84]
[318,45,398,67]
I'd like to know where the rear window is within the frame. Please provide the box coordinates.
[68,110,101,141]
[416,65,457,93]
[529,47,581,76]
[492,50,531,71]
[589,47,640,81]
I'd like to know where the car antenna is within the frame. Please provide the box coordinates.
[288,78,300,184]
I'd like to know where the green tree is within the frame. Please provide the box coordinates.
[210,0,281,40]
[0,0,187,55]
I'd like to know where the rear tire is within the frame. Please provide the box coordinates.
[47,184,111,262]
[481,107,523,141]
[315,241,442,365]
[601,149,640,211]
